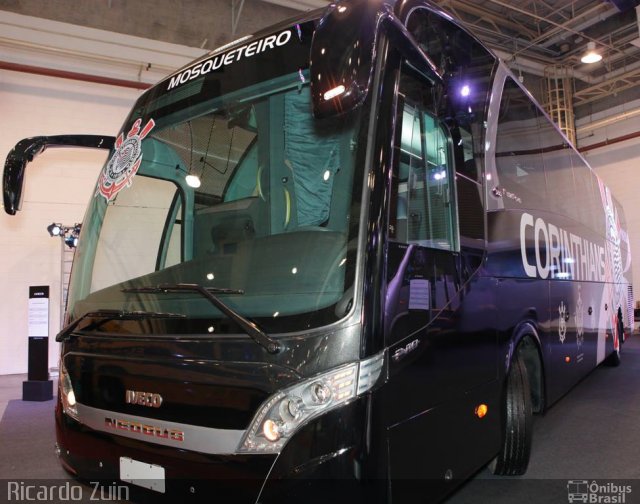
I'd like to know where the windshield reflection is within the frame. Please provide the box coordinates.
[68,74,366,335]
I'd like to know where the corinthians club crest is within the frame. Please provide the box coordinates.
[96,118,155,202]
[559,301,567,343]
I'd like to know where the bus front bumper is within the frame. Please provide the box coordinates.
[55,395,371,503]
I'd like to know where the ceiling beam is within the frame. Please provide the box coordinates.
[433,0,539,39]
[259,0,327,10]
[485,0,619,53]
[573,65,640,105]
[533,5,619,49]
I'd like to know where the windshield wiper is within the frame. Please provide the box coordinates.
[122,283,281,354]
[56,309,186,342]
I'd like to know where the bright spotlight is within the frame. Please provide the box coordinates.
[185,174,201,188]
[47,223,62,237]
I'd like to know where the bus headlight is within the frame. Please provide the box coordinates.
[59,360,79,421]
[237,352,383,453]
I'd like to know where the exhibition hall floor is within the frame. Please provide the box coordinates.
[1,337,639,503]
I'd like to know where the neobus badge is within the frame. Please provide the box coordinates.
[126,389,163,408]
[104,417,184,442]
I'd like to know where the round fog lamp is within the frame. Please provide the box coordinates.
[263,419,282,442]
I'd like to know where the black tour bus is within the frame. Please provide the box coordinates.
[3,0,633,501]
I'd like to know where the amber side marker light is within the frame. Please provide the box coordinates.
[475,404,488,419]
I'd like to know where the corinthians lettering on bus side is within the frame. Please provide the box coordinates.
[520,212,606,281]
[167,29,293,91]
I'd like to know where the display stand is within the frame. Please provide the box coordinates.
[23,286,53,401]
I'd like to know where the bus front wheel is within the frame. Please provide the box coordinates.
[492,352,533,476]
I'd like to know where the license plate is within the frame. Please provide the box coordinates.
[119,457,165,494]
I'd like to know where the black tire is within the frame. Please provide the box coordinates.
[605,311,624,367]
[492,353,533,476]
[605,339,622,367]
[605,347,621,367]
[617,307,626,346]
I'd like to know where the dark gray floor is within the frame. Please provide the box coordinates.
[1,337,639,503]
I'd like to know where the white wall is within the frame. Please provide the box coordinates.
[0,12,204,375]
[578,99,640,301]
[0,70,138,375]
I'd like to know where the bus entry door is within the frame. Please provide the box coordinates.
[382,242,499,498]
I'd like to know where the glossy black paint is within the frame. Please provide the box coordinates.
[486,208,628,406]
[260,396,376,502]
[383,245,501,501]
[122,283,281,353]
[386,381,500,502]
[62,320,361,386]
[56,392,372,503]
[309,0,380,119]
[35,0,631,502]
[359,36,393,360]
[64,351,281,430]
[310,0,440,119]
[360,4,503,499]
[52,1,505,501]
[2,135,114,215]
[125,21,317,138]
[56,397,277,502]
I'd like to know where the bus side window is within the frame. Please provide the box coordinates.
[391,64,458,252]
[404,8,495,249]
[495,77,547,211]
[537,110,577,222]
[571,150,598,231]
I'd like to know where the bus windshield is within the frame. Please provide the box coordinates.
[67,25,366,335]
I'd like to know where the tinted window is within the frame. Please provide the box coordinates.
[495,77,547,210]
[407,8,496,185]
[406,8,493,244]
[391,64,458,251]
[570,151,599,230]
[538,113,577,221]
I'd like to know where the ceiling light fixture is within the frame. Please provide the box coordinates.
[185,174,202,188]
[581,41,602,64]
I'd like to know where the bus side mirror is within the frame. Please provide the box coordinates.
[3,135,115,215]
[3,137,46,215]
[310,0,440,119]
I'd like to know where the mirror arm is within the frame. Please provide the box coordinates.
[3,134,115,215]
